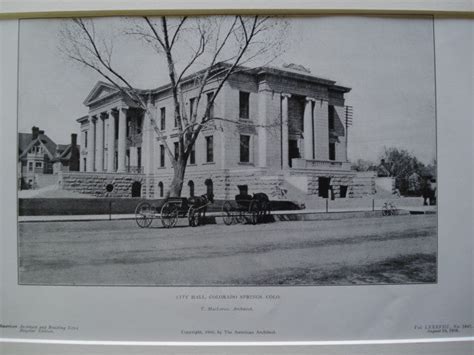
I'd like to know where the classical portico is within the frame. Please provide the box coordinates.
[77,82,148,175]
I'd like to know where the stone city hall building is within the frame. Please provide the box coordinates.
[60,64,374,200]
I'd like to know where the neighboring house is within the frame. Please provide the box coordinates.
[65,63,374,199]
[52,134,81,174]
[18,127,80,189]
[376,159,391,177]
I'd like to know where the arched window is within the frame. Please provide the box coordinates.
[158,181,164,198]
[204,179,213,199]
[188,180,195,197]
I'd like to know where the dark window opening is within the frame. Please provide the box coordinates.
[137,147,142,169]
[205,136,214,163]
[240,135,250,163]
[131,181,141,197]
[329,142,336,161]
[160,145,165,167]
[188,180,195,197]
[207,92,214,119]
[288,139,300,167]
[190,143,196,165]
[340,185,348,198]
[174,142,179,161]
[160,107,166,130]
[158,181,164,197]
[83,158,87,171]
[106,184,114,192]
[189,97,196,119]
[84,131,88,148]
[239,91,250,119]
[328,105,335,130]
[205,179,213,199]
[318,177,331,198]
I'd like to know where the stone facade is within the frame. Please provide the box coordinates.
[59,172,150,198]
[70,64,375,201]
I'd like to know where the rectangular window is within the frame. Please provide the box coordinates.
[205,136,214,163]
[207,92,214,119]
[160,107,166,130]
[329,142,336,161]
[239,91,250,119]
[328,105,335,130]
[240,135,251,163]
[160,145,165,167]
[174,142,179,161]
[84,131,88,148]
[35,162,42,168]
[28,162,33,172]
[137,147,142,169]
[190,143,196,165]
[189,97,196,119]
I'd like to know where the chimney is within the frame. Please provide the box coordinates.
[31,126,39,140]
[71,133,77,146]
[38,130,45,135]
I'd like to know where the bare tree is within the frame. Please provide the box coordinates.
[59,16,287,197]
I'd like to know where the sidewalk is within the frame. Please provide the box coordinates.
[17,205,436,223]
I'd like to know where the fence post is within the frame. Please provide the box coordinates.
[109,201,112,221]
[372,199,375,211]
[326,198,329,213]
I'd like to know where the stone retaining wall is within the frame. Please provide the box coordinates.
[59,168,375,200]
[59,172,148,198]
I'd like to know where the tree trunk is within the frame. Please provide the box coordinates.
[168,158,187,197]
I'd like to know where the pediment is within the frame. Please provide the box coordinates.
[83,81,120,106]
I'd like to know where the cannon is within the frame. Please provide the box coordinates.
[134,192,214,228]
[222,186,271,225]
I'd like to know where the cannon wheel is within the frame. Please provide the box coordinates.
[248,200,259,225]
[161,201,179,228]
[222,201,234,225]
[135,201,154,228]
[188,206,201,227]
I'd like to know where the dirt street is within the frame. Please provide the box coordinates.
[18,214,437,286]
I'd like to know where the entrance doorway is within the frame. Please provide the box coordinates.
[288,139,300,167]
[318,177,331,198]
[131,181,142,197]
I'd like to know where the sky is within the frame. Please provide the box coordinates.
[18,16,436,164]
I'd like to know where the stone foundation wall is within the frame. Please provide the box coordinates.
[59,172,148,198]
[59,168,375,200]
[350,172,377,197]
[154,169,283,200]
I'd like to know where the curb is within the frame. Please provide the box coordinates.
[15,207,432,223]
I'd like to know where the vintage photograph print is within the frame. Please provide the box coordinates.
[17,16,437,286]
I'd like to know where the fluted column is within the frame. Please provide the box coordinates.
[95,114,105,171]
[117,107,128,172]
[281,93,291,169]
[304,97,315,160]
[107,110,116,172]
[86,116,96,172]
